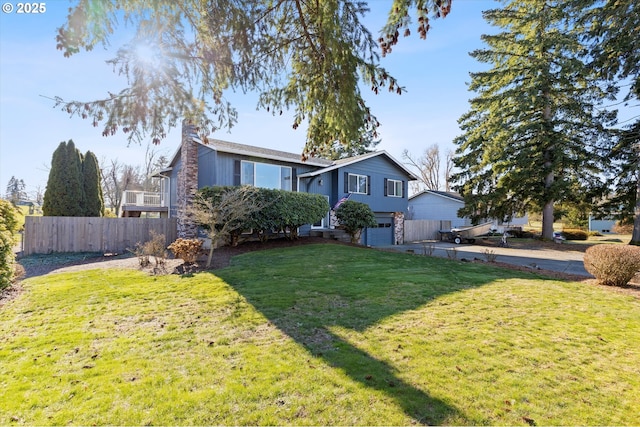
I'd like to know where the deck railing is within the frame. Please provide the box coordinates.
[122,190,168,207]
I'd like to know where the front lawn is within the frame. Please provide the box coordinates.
[1,244,639,425]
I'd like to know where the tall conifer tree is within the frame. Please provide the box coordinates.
[43,140,86,216]
[452,0,614,239]
[583,0,640,243]
[82,150,105,216]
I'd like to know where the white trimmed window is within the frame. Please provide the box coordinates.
[348,173,368,194]
[386,179,403,197]
[241,161,292,190]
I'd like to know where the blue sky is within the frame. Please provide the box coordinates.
[0,0,495,198]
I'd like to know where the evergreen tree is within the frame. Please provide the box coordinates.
[5,176,27,204]
[582,0,640,243]
[52,0,452,158]
[604,122,640,238]
[82,150,105,216]
[43,140,85,216]
[452,0,615,239]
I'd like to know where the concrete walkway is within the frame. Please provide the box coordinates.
[379,240,591,277]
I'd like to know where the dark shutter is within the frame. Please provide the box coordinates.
[402,180,406,198]
[344,172,349,193]
[367,175,371,195]
[292,168,297,191]
[384,178,388,197]
[233,160,241,186]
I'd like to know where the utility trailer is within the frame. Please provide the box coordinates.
[440,222,494,244]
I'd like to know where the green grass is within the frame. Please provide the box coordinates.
[2,244,639,425]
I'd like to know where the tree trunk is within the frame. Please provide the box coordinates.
[541,160,555,240]
[542,199,555,240]
[541,85,554,241]
[631,174,640,245]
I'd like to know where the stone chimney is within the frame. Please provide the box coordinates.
[177,120,199,238]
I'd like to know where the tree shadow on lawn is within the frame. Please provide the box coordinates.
[212,243,547,425]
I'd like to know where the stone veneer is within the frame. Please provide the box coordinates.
[176,121,199,238]
[394,211,404,245]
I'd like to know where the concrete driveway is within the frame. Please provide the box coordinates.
[380,240,591,277]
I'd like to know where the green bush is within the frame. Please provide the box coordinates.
[197,186,329,242]
[561,228,589,240]
[335,200,377,244]
[267,191,328,240]
[583,244,640,287]
[0,199,20,289]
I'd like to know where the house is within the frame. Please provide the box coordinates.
[408,190,528,232]
[407,190,471,228]
[588,216,616,233]
[125,122,417,246]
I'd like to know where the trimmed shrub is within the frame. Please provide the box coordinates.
[168,238,203,264]
[613,222,633,235]
[0,199,20,289]
[561,228,589,240]
[267,191,328,240]
[583,245,640,287]
[197,186,329,243]
[335,200,376,244]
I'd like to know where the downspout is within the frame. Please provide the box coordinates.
[157,173,171,218]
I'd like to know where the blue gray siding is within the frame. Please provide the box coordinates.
[298,171,333,199]
[167,145,413,243]
[200,150,320,188]
[408,193,469,227]
[335,156,409,213]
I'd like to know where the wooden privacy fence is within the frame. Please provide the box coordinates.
[403,220,452,242]
[23,217,177,255]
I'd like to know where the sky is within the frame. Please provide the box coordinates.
[0,0,496,199]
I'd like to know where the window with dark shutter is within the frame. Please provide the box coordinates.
[233,160,241,186]
[386,179,403,197]
[292,168,297,191]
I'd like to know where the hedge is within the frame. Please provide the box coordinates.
[197,186,329,242]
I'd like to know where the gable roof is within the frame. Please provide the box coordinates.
[165,137,417,180]
[297,150,418,180]
[167,137,333,168]
[203,138,334,167]
[409,190,464,203]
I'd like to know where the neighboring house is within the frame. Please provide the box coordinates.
[408,189,528,232]
[408,190,471,229]
[125,122,417,246]
[588,216,616,233]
